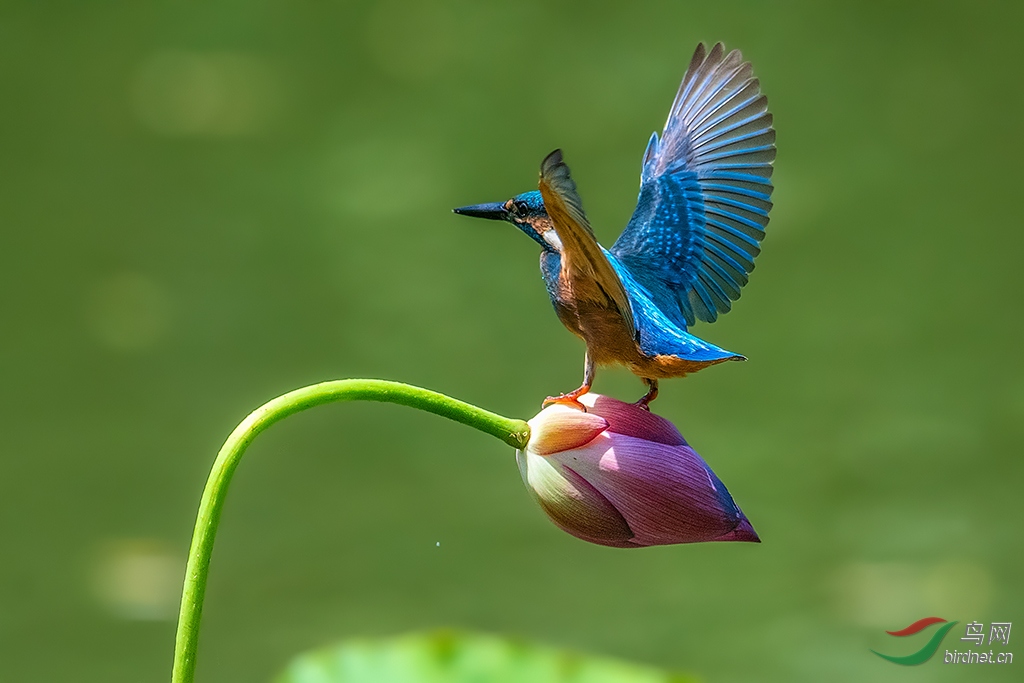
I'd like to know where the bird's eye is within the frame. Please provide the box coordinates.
[515,201,530,215]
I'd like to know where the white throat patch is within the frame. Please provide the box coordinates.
[542,229,563,251]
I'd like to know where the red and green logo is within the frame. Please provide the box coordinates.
[872,617,958,665]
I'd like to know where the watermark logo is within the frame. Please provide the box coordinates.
[872,617,958,665]
[872,617,1013,666]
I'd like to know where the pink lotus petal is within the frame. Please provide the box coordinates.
[527,404,609,455]
[557,434,749,545]
[579,394,687,446]
[516,450,634,546]
[715,518,760,542]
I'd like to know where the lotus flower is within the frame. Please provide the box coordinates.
[516,394,759,547]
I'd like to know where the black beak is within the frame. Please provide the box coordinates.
[452,202,508,221]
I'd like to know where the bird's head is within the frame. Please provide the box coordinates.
[453,190,562,252]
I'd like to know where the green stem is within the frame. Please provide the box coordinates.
[171,379,530,683]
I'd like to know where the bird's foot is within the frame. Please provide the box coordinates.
[542,385,591,412]
[633,379,659,411]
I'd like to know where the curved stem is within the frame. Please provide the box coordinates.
[171,379,530,683]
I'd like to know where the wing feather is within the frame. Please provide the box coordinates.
[538,150,635,339]
[613,42,775,327]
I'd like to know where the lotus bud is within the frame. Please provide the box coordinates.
[516,394,759,547]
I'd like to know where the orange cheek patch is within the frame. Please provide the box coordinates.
[528,217,554,234]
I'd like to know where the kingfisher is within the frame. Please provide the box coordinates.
[455,43,775,410]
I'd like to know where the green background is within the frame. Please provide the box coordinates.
[1,1,1021,681]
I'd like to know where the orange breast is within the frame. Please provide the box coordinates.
[552,292,739,379]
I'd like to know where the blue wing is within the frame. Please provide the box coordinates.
[610,42,775,328]
[606,250,742,363]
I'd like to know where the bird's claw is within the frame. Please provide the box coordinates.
[633,380,658,411]
[542,388,591,412]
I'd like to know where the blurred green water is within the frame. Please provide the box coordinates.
[0,1,1022,681]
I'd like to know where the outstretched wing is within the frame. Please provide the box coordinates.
[539,149,635,339]
[611,42,775,328]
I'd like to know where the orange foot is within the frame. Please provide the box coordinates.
[542,385,591,412]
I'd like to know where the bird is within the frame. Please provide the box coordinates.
[454,43,775,410]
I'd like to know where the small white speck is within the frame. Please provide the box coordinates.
[435,542,440,547]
